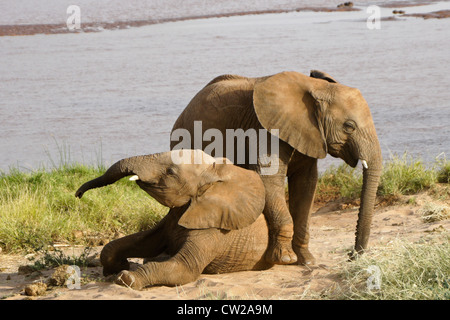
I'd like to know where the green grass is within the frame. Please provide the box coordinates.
[0,153,448,253]
[316,153,449,202]
[379,154,439,197]
[333,234,450,300]
[30,246,94,271]
[0,163,167,253]
[437,161,450,183]
[316,165,362,202]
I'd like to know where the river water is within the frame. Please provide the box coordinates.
[1,1,449,172]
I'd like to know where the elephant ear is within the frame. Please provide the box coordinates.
[178,164,265,230]
[253,71,328,159]
[310,70,338,83]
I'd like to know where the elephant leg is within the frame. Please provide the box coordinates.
[101,220,167,276]
[288,153,318,265]
[115,232,217,289]
[115,257,202,290]
[261,174,297,265]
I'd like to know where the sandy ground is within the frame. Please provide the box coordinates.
[1,188,448,300]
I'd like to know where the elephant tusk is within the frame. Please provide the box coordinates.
[361,160,368,169]
[129,175,140,181]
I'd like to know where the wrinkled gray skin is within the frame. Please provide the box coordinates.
[75,150,272,289]
[171,70,382,265]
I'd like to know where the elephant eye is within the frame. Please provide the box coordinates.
[344,121,356,134]
[166,167,177,176]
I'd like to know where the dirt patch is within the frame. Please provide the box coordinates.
[1,189,448,300]
[402,10,450,19]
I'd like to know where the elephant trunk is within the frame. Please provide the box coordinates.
[353,140,382,257]
[75,155,152,198]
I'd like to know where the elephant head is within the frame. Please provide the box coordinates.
[75,150,265,230]
[253,71,382,255]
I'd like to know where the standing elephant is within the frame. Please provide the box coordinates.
[75,150,273,289]
[171,70,382,265]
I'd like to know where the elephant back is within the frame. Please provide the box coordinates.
[170,75,264,156]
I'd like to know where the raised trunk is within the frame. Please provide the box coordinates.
[75,155,147,198]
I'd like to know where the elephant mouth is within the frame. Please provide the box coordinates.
[328,143,343,158]
[137,180,190,208]
[137,181,169,204]
[344,157,359,168]
[328,143,358,168]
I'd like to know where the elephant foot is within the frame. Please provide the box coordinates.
[265,225,297,265]
[293,245,316,266]
[102,259,130,277]
[115,270,144,290]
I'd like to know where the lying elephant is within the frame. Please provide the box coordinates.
[75,150,273,289]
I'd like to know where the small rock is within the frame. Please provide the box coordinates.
[24,282,47,296]
[47,264,71,286]
[338,2,354,8]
